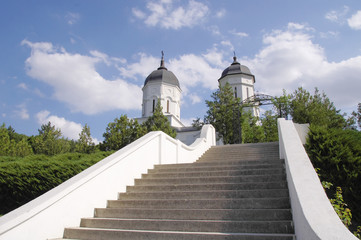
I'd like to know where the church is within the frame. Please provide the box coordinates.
[136,52,259,144]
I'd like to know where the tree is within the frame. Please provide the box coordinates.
[351,103,361,129]
[261,110,279,142]
[32,122,68,155]
[242,110,265,143]
[191,117,204,130]
[271,89,291,119]
[0,124,11,156]
[75,124,95,153]
[204,83,241,144]
[14,138,33,157]
[143,101,177,138]
[290,87,346,128]
[101,115,146,151]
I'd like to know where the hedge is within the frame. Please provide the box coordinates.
[0,151,113,215]
[305,125,361,226]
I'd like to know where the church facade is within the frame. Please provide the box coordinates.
[136,53,259,144]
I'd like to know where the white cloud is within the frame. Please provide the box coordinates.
[347,10,361,30]
[247,23,361,110]
[36,110,82,140]
[325,6,349,24]
[188,93,201,104]
[118,53,159,80]
[65,12,80,25]
[319,31,339,39]
[17,83,28,90]
[132,8,146,19]
[14,103,29,120]
[169,53,222,91]
[216,9,226,18]
[133,0,209,29]
[230,29,249,38]
[22,40,142,115]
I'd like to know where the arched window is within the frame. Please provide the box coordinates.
[167,100,170,113]
[246,87,249,98]
[234,87,237,98]
[152,99,155,112]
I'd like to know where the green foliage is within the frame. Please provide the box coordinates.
[331,186,353,227]
[242,110,265,143]
[272,89,291,119]
[306,125,361,224]
[322,180,353,229]
[205,83,242,144]
[261,110,279,142]
[75,124,95,153]
[290,87,346,128]
[101,115,146,151]
[0,151,113,215]
[351,103,361,130]
[0,124,33,157]
[191,117,204,130]
[354,226,361,239]
[30,122,73,155]
[143,100,177,138]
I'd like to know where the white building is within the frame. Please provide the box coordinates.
[136,53,260,145]
[136,52,184,128]
[218,55,260,118]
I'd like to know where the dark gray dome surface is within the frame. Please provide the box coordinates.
[219,56,255,82]
[144,68,180,88]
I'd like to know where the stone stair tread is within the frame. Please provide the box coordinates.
[126,181,289,192]
[118,189,290,199]
[78,218,294,233]
[106,198,291,209]
[134,174,286,185]
[64,227,295,240]
[61,142,295,239]
[94,208,293,220]
[149,164,284,173]
[143,168,285,178]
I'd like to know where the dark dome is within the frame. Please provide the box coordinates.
[144,68,180,88]
[144,54,180,88]
[219,56,255,82]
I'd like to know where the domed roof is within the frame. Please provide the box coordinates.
[144,53,180,88]
[219,56,255,82]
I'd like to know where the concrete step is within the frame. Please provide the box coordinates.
[118,189,290,200]
[153,159,285,169]
[149,163,284,173]
[126,181,289,192]
[77,218,294,234]
[63,228,296,240]
[106,198,291,209]
[134,174,286,185]
[142,168,285,179]
[94,208,293,221]
[61,142,295,240]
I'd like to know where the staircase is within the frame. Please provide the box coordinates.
[62,142,295,239]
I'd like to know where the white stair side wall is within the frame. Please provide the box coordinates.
[0,124,216,240]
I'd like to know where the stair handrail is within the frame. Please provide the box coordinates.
[278,118,357,240]
[0,124,216,240]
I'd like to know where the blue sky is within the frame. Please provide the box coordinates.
[1,0,361,143]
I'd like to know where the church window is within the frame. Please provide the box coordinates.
[152,99,155,112]
[167,100,170,113]
[247,88,249,98]
[234,87,237,98]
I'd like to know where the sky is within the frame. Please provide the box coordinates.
[1,0,361,143]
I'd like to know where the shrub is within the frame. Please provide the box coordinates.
[306,125,361,225]
[0,151,113,215]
